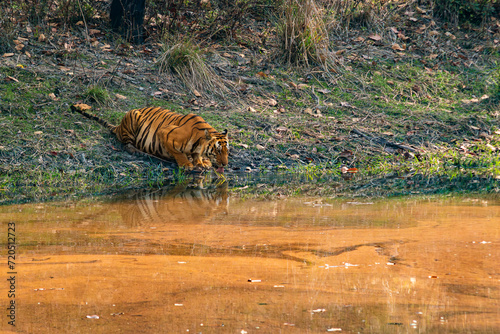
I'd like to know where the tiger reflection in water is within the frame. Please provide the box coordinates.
[119,178,229,227]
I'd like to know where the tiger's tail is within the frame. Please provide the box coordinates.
[70,104,117,133]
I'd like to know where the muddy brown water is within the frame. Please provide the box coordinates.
[0,186,499,334]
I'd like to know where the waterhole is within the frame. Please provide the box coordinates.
[1,185,498,333]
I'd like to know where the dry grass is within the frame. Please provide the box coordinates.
[277,0,332,67]
[156,38,232,98]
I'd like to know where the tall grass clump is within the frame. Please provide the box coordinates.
[156,38,230,97]
[277,0,331,67]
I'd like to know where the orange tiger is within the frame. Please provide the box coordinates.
[70,104,229,171]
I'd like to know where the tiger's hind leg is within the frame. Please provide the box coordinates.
[157,126,194,169]
[124,143,140,155]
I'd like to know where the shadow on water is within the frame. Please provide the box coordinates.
[0,182,499,333]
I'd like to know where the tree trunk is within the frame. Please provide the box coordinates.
[110,0,146,44]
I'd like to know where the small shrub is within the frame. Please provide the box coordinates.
[432,0,499,26]
[83,85,110,104]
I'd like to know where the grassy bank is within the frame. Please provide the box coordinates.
[0,0,499,204]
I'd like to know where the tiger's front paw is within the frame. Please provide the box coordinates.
[180,162,194,170]
[194,158,212,169]
[201,159,212,168]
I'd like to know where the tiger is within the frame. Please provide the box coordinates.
[70,104,229,171]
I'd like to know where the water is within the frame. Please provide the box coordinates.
[1,184,499,333]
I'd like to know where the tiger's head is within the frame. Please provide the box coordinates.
[205,129,229,169]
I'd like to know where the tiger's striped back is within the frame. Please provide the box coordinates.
[71,105,229,169]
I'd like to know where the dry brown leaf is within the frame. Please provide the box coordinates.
[368,34,382,41]
[445,32,456,39]
[38,34,46,42]
[353,36,365,42]
[48,93,58,101]
[256,71,267,78]
[15,44,24,51]
[391,43,405,51]
[89,29,101,35]
[73,103,92,111]
[3,53,15,57]
[193,89,202,97]
[116,94,127,99]
[268,98,278,107]
[390,27,399,34]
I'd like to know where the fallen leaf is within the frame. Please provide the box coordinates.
[192,89,202,97]
[115,93,127,99]
[247,106,257,112]
[73,103,92,111]
[353,36,365,42]
[339,150,354,159]
[256,71,267,78]
[390,27,399,34]
[48,93,59,101]
[268,98,278,106]
[256,144,265,150]
[317,88,331,94]
[368,34,382,41]
[397,32,409,40]
[445,32,456,39]
[3,53,14,58]
[38,34,46,42]
[391,43,405,51]
[276,126,289,133]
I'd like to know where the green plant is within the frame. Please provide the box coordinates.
[432,0,499,26]
[82,85,110,104]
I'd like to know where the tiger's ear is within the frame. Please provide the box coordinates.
[204,129,212,140]
[222,129,228,137]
